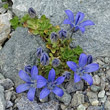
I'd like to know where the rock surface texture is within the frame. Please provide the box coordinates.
[0,27,46,86]
[0,85,6,110]
[0,11,12,45]
[12,0,110,57]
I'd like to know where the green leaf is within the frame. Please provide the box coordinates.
[3,3,8,9]
[20,14,30,23]
[10,16,21,29]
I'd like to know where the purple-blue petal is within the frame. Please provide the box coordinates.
[37,75,47,88]
[81,73,93,86]
[16,83,30,93]
[79,20,95,27]
[84,63,99,73]
[27,87,36,101]
[65,10,74,22]
[52,86,64,97]
[40,88,50,99]
[55,76,65,85]
[18,70,31,82]
[67,61,77,72]
[31,66,38,80]
[79,27,86,33]
[79,53,87,67]
[75,12,84,25]
[63,19,72,24]
[74,73,81,83]
[48,68,55,82]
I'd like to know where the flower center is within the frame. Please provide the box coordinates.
[47,82,56,90]
[76,67,85,77]
[29,80,37,88]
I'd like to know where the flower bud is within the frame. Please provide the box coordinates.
[63,71,71,80]
[28,7,36,18]
[58,29,67,40]
[50,32,58,42]
[87,55,93,64]
[25,65,32,73]
[52,58,60,67]
[36,47,43,58]
[40,52,49,65]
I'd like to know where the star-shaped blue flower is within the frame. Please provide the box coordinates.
[63,10,95,33]
[37,68,65,99]
[16,66,39,101]
[67,53,99,86]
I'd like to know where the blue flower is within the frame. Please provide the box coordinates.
[28,7,36,18]
[40,52,49,66]
[25,65,32,73]
[67,53,99,86]
[37,68,65,99]
[16,66,39,101]
[63,10,95,33]
[87,55,93,64]
[36,47,43,58]
[52,58,60,67]
[58,29,67,40]
[50,32,58,42]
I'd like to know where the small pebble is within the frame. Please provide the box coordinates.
[98,90,105,98]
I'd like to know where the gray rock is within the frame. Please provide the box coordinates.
[100,96,107,103]
[105,100,110,110]
[16,95,59,110]
[106,69,110,81]
[39,100,59,110]
[16,96,41,110]
[77,104,86,110]
[100,75,106,90]
[91,100,99,106]
[6,101,13,108]
[0,78,14,90]
[87,106,102,110]
[5,90,12,101]
[90,85,101,92]
[0,73,5,80]
[0,7,6,14]
[12,0,110,57]
[71,91,84,107]
[60,104,67,110]
[104,57,110,63]
[93,75,101,85]
[56,88,71,106]
[66,80,84,93]
[0,27,46,86]
[0,85,6,110]
[87,91,98,105]
[0,11,12,45]
[98,90,105,98]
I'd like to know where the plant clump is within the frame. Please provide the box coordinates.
[11,8,99,101]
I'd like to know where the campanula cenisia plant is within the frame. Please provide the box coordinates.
[37,68,65,99]
[87,55,93,64]
[25,65,32,73]
[50,32,58,42]
[40,52,49,66]
[63,10,94,33]
[52,58,60,67]
[58,29,67,40]
[16,66,39,101]
[36,47,44,58]
[28,7,36,18]
[67,53,99,86]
